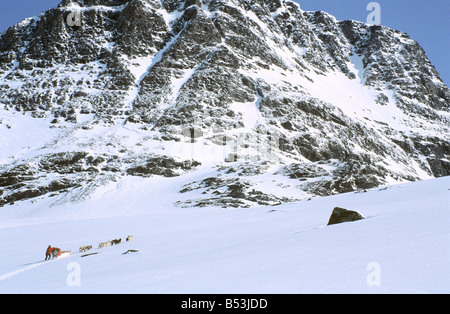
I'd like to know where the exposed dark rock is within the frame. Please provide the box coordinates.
[126,157,200,178]
[0,152,201,207]
[327,207,365,226]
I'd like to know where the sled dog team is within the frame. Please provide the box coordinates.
[80,235,133,253]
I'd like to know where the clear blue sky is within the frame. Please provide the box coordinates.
[0,0,448,85]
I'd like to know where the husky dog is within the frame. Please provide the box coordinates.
[111,238,121,245]
[98,241,111,249]
[79,245,93,253]
[126,235,133,242]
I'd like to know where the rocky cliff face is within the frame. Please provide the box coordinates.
[0,0,448,208]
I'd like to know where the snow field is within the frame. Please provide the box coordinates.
[0,175,448,293]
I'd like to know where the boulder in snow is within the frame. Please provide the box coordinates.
[327,207,365,226]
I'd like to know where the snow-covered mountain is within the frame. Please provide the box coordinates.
[0,0,449,209]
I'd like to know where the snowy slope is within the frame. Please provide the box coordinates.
[0,0,449,294]
[0,176,448,293]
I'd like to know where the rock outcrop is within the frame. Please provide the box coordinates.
[327,207,365,226]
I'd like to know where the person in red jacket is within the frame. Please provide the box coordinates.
[45,245,61,260]
[45,245,53,260]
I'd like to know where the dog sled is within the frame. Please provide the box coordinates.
[46,245,72,260]
[55,250,72,259]
[51,248,71,259]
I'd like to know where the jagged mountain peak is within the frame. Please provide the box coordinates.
[0,0,448,208]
